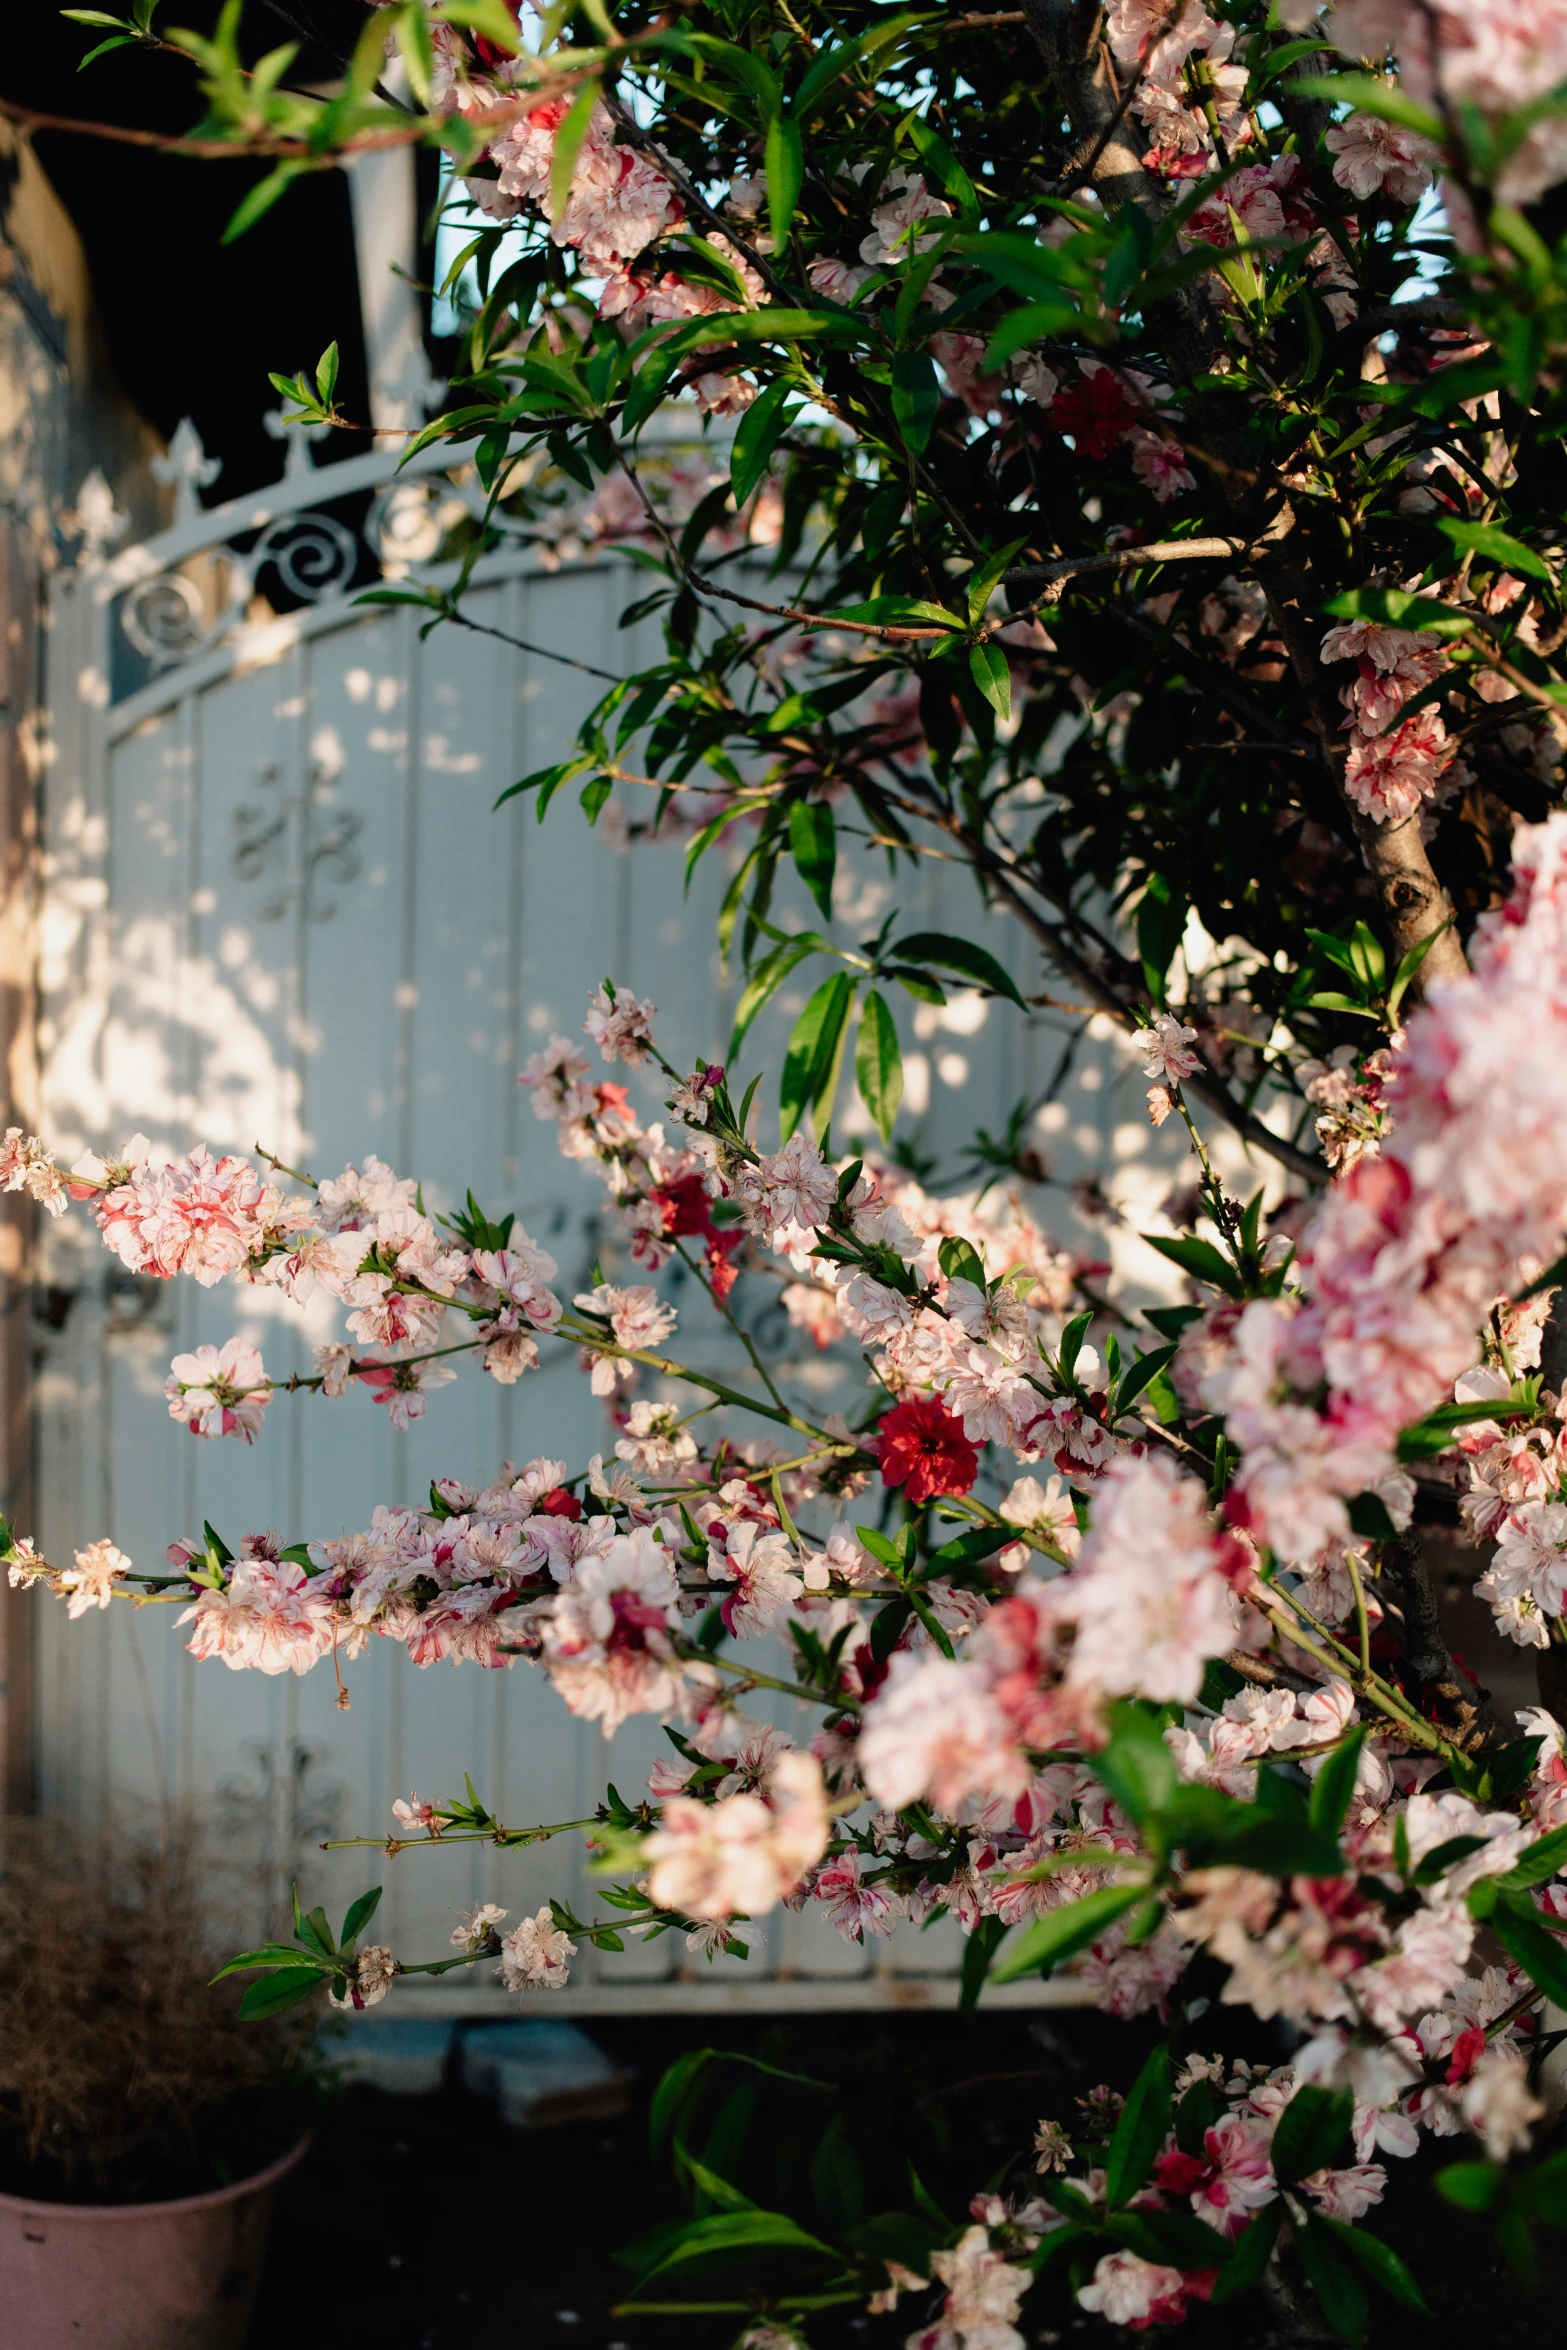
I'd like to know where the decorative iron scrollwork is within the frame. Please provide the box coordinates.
[233,760,363,924]
[120,572,205,663]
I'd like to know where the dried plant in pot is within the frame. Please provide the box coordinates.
[0,1817,323,2350]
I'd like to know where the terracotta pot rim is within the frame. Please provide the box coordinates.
[0,2133,311,2224]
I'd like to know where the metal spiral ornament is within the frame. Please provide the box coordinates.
[249,511,358,604]
[119,573,205,664]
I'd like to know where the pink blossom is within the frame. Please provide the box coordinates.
[1140,1011,1200,1085]
[1128,428,1196,502]
[472,1235,563,1329]
[58,1539,131,1619]
[1325,113,1435,203]
[497,1906,576,1991]
[584,983,657,1066]
[178,1555,336,1676]
[165,1335,270,1442]
[707,1519,804,1636]
[812,1846,904,1940]
[859,1651,1032,1811]
[98,1144,272,1284]
[0,1128,66,1217]
[355,1354,458,1430]
[735,1133,838,1251]
[645,1750,829,1918]
[1058,1452,1242,1705]
[574,1282,678,1392]
[1343,705,1454,822]
[1076,2250,1193,2329]
[541,1527,686,1732]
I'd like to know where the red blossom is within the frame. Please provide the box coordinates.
[538,1486,583,1521]
[1051,369,1138,458]
[1445,2025,1488,2086]
[878,1394,980,1503]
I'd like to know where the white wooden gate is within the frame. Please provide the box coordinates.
[36,424,1184,2014]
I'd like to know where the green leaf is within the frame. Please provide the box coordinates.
[989,1882,1144,1984]
[825,597,962,631]
[959,1914,1008,2015]
[1112,1344,1178,1420]
[314,341,340,407]
[1396,1396,1534,1460]
[1316,2219,1428,2313]
[209,1944,328,1982]
[1094,1703,1179,1825]
[789,800,837,922]
[1141,1231,1243,1298]
[221,160,309,244]
[1321,586,1473,639]
[966,538,1028,626]
[237,1969,327,2019]
[340,1885,383,1946]
[1296,2217,1368,2345]
[1435,518,1552,582]
[650,2048,713,2157]
[968,641,1011,724]
[1209,2201,1283,2304]
[938,1234,987,1289]
[889,931,1025,1009]
[730,377,800,507]
[1309,1729,1367,1839]
[1270,2085,1354,2185]
[779,973,854,1143]
[1106,2044,1172,2210]
[765,113,804,252]
[728,934,824,1057]
[550,83,601,226]
[1435,2160,1502,2213]
[1137,873,1189,1007]
[890,351,940,455]
[1492,1904,1567,2006]
[627,2209,840,2287]
[395,0,435,101]
[1497,1823,1567,1889]
[1288,70,1445,143]
[855,990,904,1142]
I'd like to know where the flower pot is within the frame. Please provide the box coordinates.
[0,2134,308,2350]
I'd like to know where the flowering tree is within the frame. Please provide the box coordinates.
[18,0,1567,2328]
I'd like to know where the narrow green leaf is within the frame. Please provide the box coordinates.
[890,350,940,455]
[789,800,837,921]
[779,972,854,1143]
[1106,2044,1172,2210]
[730,377,799,507]
[968,641,1011,723]
[728,934,822,1058]
[1295,2219,1368,2346]
[1309,1729,1367,1838]
[889,930,1025,1009]
[237,1969,327,2019]
[221,161,308,244]
[550,83,601,226]
[1271,2085,1354,2185]
[1141,1231,1243,1298]
[340,1885,383,1945]
[1493,1905,1567,2006]
[765,113,804,252]
[315,340,340,406]
[990,1883,1144,1984]
[1316,2219,1428,2313]
[395,0,436,104]
[855,990,904,1142]
[1209,2201,1283,2304]
[1435,518,1552,582]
